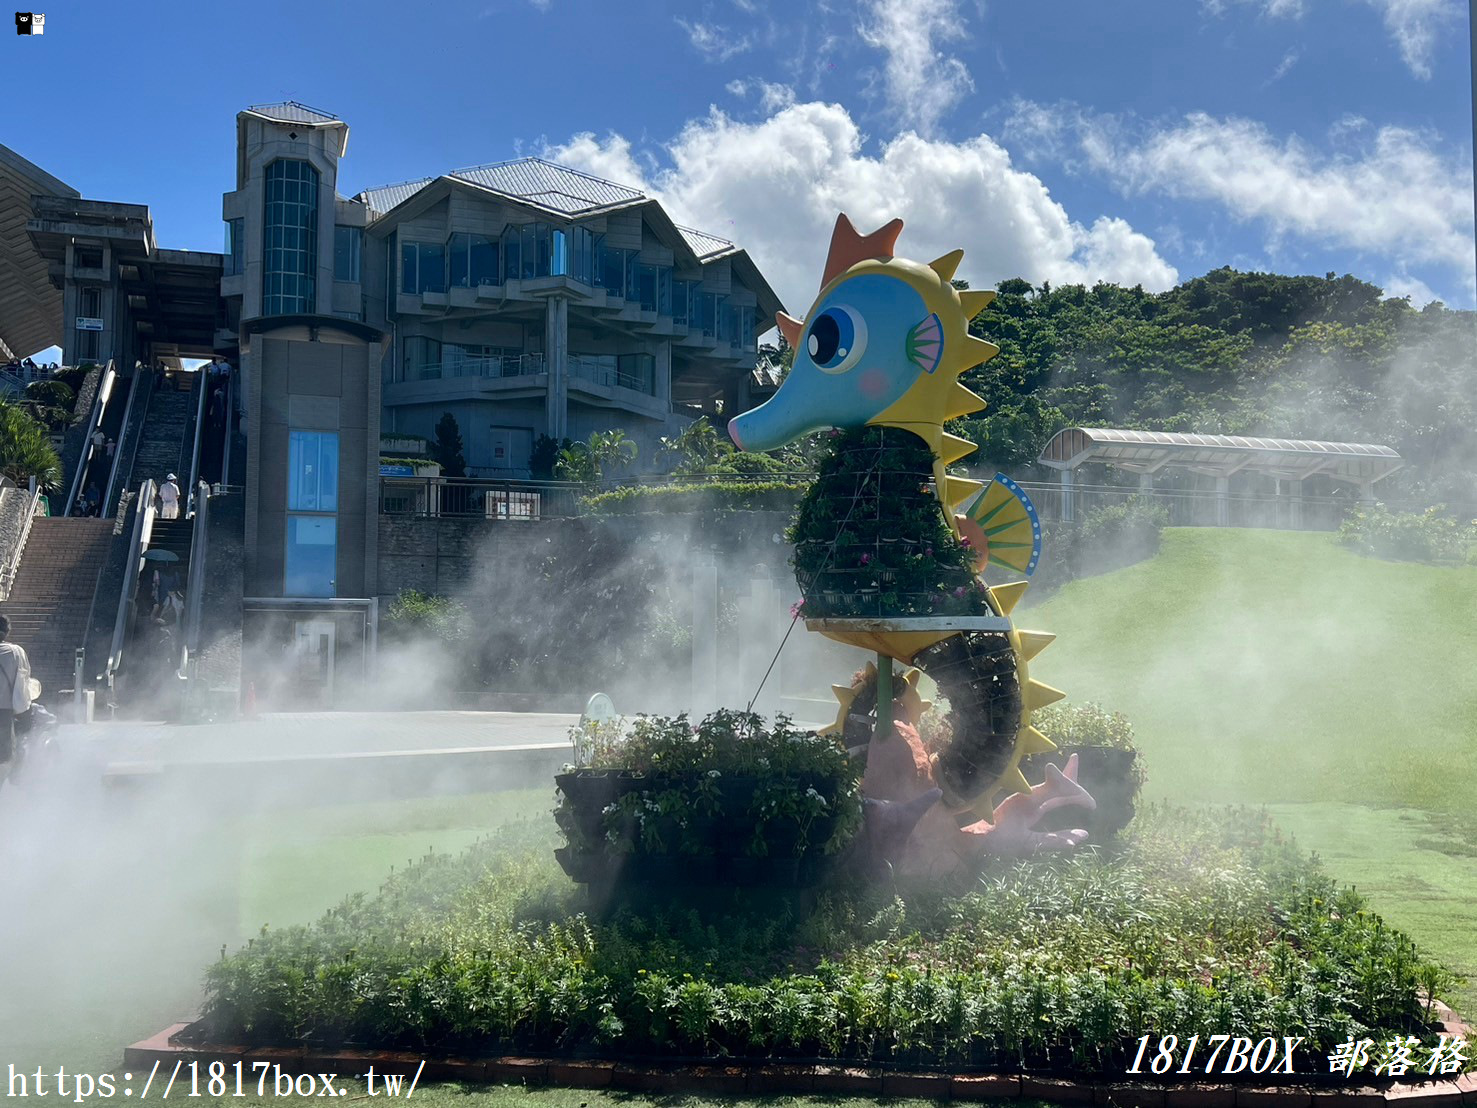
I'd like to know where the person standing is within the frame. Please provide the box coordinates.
[105,437,116,461]
[91,427,106,453]
[0,614,33,772]
[159,473,181,519]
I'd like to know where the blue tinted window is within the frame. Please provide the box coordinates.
[262,160,319,314]
[285,516,337,597]
[288,430,339,512]
[334,225,362,282]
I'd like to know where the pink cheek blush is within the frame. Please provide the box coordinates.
[859,368,889,397]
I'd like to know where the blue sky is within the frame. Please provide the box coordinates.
[7,0,1475,335]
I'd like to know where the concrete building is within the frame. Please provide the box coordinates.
[6,103,784,708]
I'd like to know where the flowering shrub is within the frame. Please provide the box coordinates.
[1338,503,1477,564]
[556,710,863,860]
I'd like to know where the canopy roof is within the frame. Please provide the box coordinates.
[1039,427,1403,485]
[0,143,78,360]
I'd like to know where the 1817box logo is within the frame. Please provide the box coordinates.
[15,12,45,34]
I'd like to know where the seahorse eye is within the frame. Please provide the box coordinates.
[806,306,867,374]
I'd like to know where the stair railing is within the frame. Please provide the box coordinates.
[0,483,44,601]
[181,480,209,664]
[104,367,151,517]
[185,369,209,517]
[63,359,116,518]
[106,478,157,690]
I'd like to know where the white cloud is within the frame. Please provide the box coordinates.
[859,0,975,135]
[1381,269,1440,305]
[1077,109,1474,276]
[1203,0,1460,78]
[1268,48,1300,82]
[675,18,753,62]
[544,100,1179,314]
[1362,0,1460,79]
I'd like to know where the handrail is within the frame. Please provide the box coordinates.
[185,369,209,516]
[107,479,156,687]
[219,371,236,488]
[104,368,147,516]
[182,481,209,659]
[0,484,43,601]
[64,359,116,517]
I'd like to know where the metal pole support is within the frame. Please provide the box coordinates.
[875,651,893,742]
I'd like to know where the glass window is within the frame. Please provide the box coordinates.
[570,227,595,285]
[449,233,470,288]
[672,280,694,326]
[400,242,446,294]
[502,225,522,281]
[262,160,319,315]
[288,430,339,512]
[617,353,655,394]
[334,225,362,282]
[636,264,658,312]
[402,336,442,380]
[551,229,567,276]
[285,516,337,597]
[224,219,244,276]
[469,235,498,285]
[80,287,101,317]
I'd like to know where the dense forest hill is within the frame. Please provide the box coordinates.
[946,267,1476,509]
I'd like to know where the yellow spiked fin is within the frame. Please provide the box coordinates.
[946,383,987,419]
[1004,766,1032,795]
[1020,726,1056,754]
[958,290,996,319]
[989,580,1029,614]
[1016,630,1056,661]
[928,249,964,281]
[944,476,985,510]
[939,432,978,466]
[1025,678,1067,712]
[962,335,999,369]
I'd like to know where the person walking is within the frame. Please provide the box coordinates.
[0,614,34,774]
[159,473,181,519]
[91,427,106,454]
[105,437,116,461]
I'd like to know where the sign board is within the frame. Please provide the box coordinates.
[379,464,415,477]
[75,317,104,332]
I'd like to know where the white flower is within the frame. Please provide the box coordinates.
[602,803,617,815]
[707,769,721,778]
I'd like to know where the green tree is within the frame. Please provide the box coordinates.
[659,417,732,474]
[0,400,61,489]
[431,412,466,478]
[555,429,639,486]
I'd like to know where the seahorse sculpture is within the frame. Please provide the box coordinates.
[729,214,1093,871]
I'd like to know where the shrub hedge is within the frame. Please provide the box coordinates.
[580,479,808,515]
[1338,504,1477,564]
[198,804,1456,1073]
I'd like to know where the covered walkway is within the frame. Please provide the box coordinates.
[1037,428,1403,527]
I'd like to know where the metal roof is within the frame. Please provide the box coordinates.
[677,224,737,260]
[0,143,79,360]
[1039,427,1403,485]
[243,101,341,125]
[356,177,436,216]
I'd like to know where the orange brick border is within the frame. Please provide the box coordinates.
[124,1024,1477,1105]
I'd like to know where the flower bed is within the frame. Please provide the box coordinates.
[196,804,1460,1075]
[555,711,864,887]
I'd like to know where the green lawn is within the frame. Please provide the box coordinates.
[1027,527,1477,1013]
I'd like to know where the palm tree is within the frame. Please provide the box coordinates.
[0,399,61,489]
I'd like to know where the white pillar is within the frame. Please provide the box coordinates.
[690,552,718,718]
[1215,475,1230,527]
[1287,479,1304,530]
[1358,481,1376,504]
[1060,467,1075,523]
[1138,472,1153,494]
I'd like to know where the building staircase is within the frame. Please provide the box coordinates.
[1,517,115,697]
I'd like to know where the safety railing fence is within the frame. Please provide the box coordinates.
[107,479,157,690]
[379,476,585,520]
[179,481,210,695]
[0,483,44,601]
